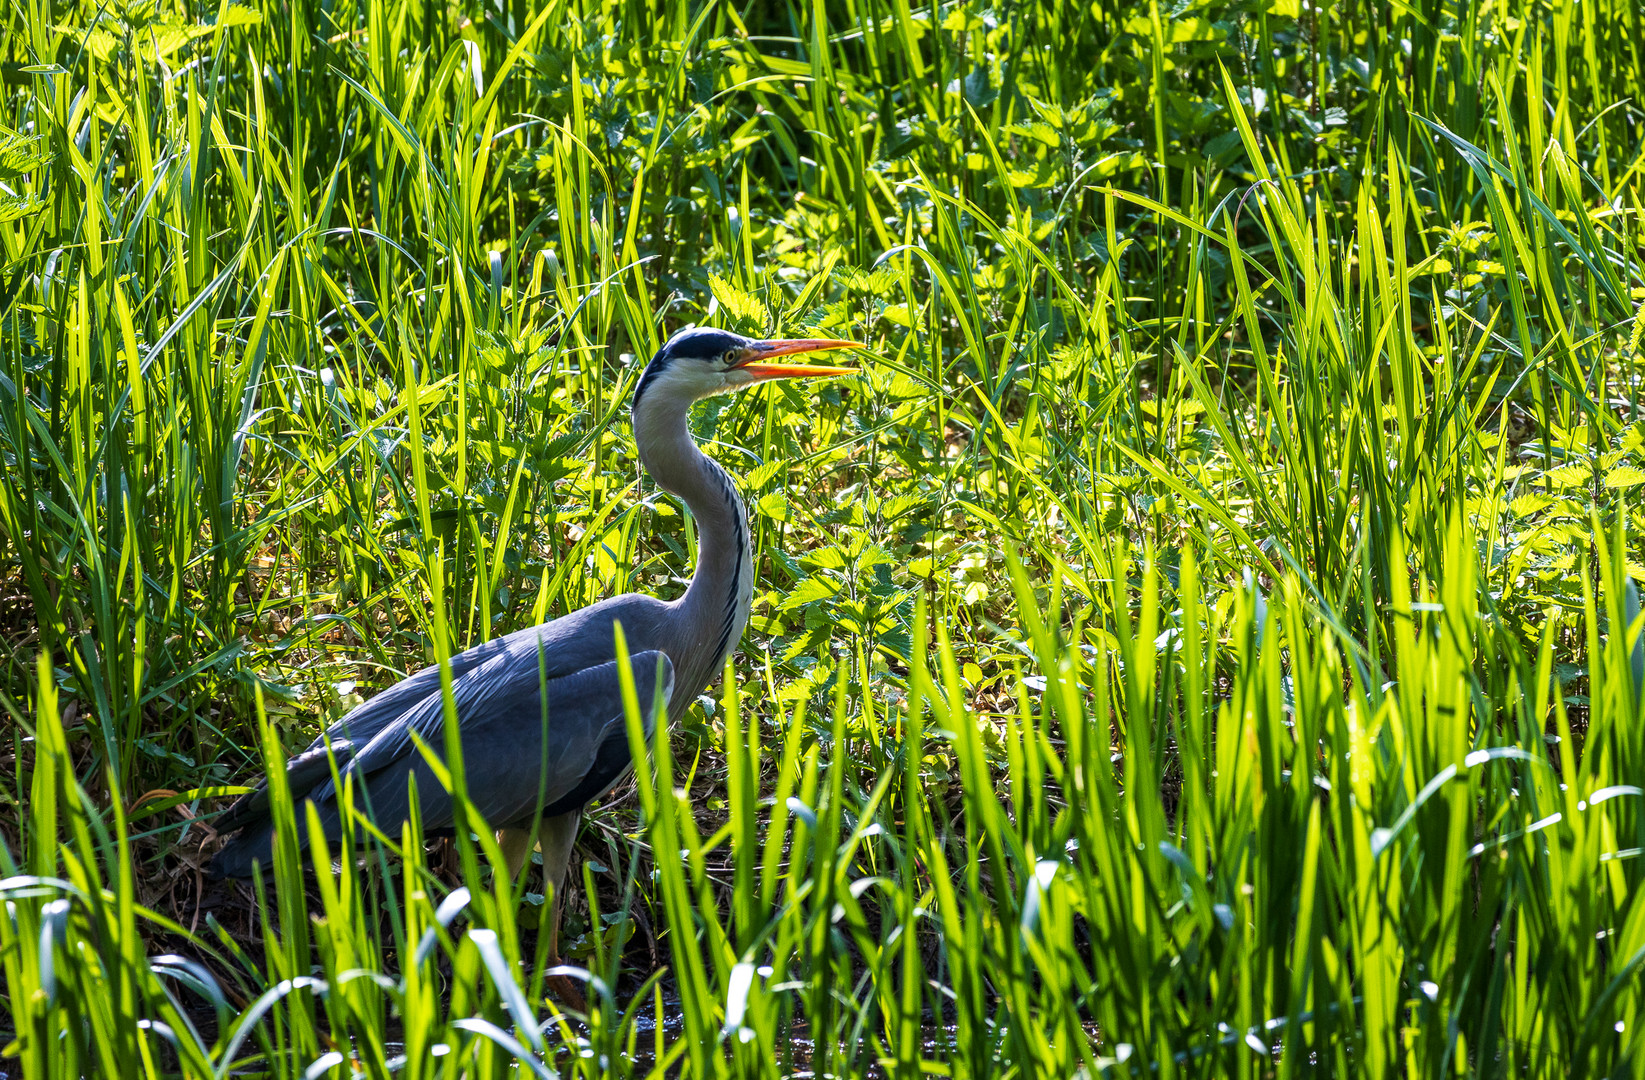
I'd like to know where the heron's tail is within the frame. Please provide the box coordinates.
[208,825,277,879]
[207,738,358,879]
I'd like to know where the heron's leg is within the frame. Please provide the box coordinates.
[496,826,534,883]
[535,810,585,1012]
[535,811,581,960]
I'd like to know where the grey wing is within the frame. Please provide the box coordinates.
[296,635,512,756]
[216,600,669,833]
[314,648,674,833]
[210,643,504,835]
[304,594,673,757]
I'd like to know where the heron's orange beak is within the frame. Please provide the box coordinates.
[735,338,864,381]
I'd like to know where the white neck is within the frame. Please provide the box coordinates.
[632,390,755,700]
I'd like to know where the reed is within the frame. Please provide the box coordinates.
[3,0,1644,1074]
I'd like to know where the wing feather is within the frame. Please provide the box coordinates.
[307,650,672,833]
[210,597,675,878]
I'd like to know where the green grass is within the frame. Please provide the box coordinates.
[3,0,1645,1075]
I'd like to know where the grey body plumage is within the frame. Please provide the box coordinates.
[207,613,675,878]
[208,328,862,920]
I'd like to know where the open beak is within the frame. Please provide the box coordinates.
[734,338,864,381]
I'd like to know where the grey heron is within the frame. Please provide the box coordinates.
[209,326,861,976]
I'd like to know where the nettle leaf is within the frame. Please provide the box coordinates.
[0,193,44,223]
[962,66,996,108]
[779,576,838,611]
[880,493,934,520]
[1012,120,1061,147]
[0,128,51,179]
[1509,493,1554,518]
[1123,13,1220,41]
[57,5,264,63]
[746,460,787,489]
[877,628,913,663]
[1542,462,1591,488]
[690,393,728,441]
[867,564,905,599]
[757,490,790,521]
[855,543,895,571]
[775,649,831,692]
[770,549,805,580]
[845,265,898,295]
[1604,466,1645,488]
[835,599,870,633]
[1545,497,1589,520]
[1545,522,1589,544]
[708,274,766,330]
[880,304,915,328]
[803,547,847,572]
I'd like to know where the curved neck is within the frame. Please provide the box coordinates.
[632,394,754,698]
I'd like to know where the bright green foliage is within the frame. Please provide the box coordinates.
[4,0,1645,1074]
[8,539,1645,1076]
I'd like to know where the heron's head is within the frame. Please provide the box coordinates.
[631,327,862,420]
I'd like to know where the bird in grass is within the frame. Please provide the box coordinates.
[209,327,862,985]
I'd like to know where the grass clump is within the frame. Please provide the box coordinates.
[4,0,1645,1075]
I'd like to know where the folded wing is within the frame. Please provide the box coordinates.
[209,648,673,878]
